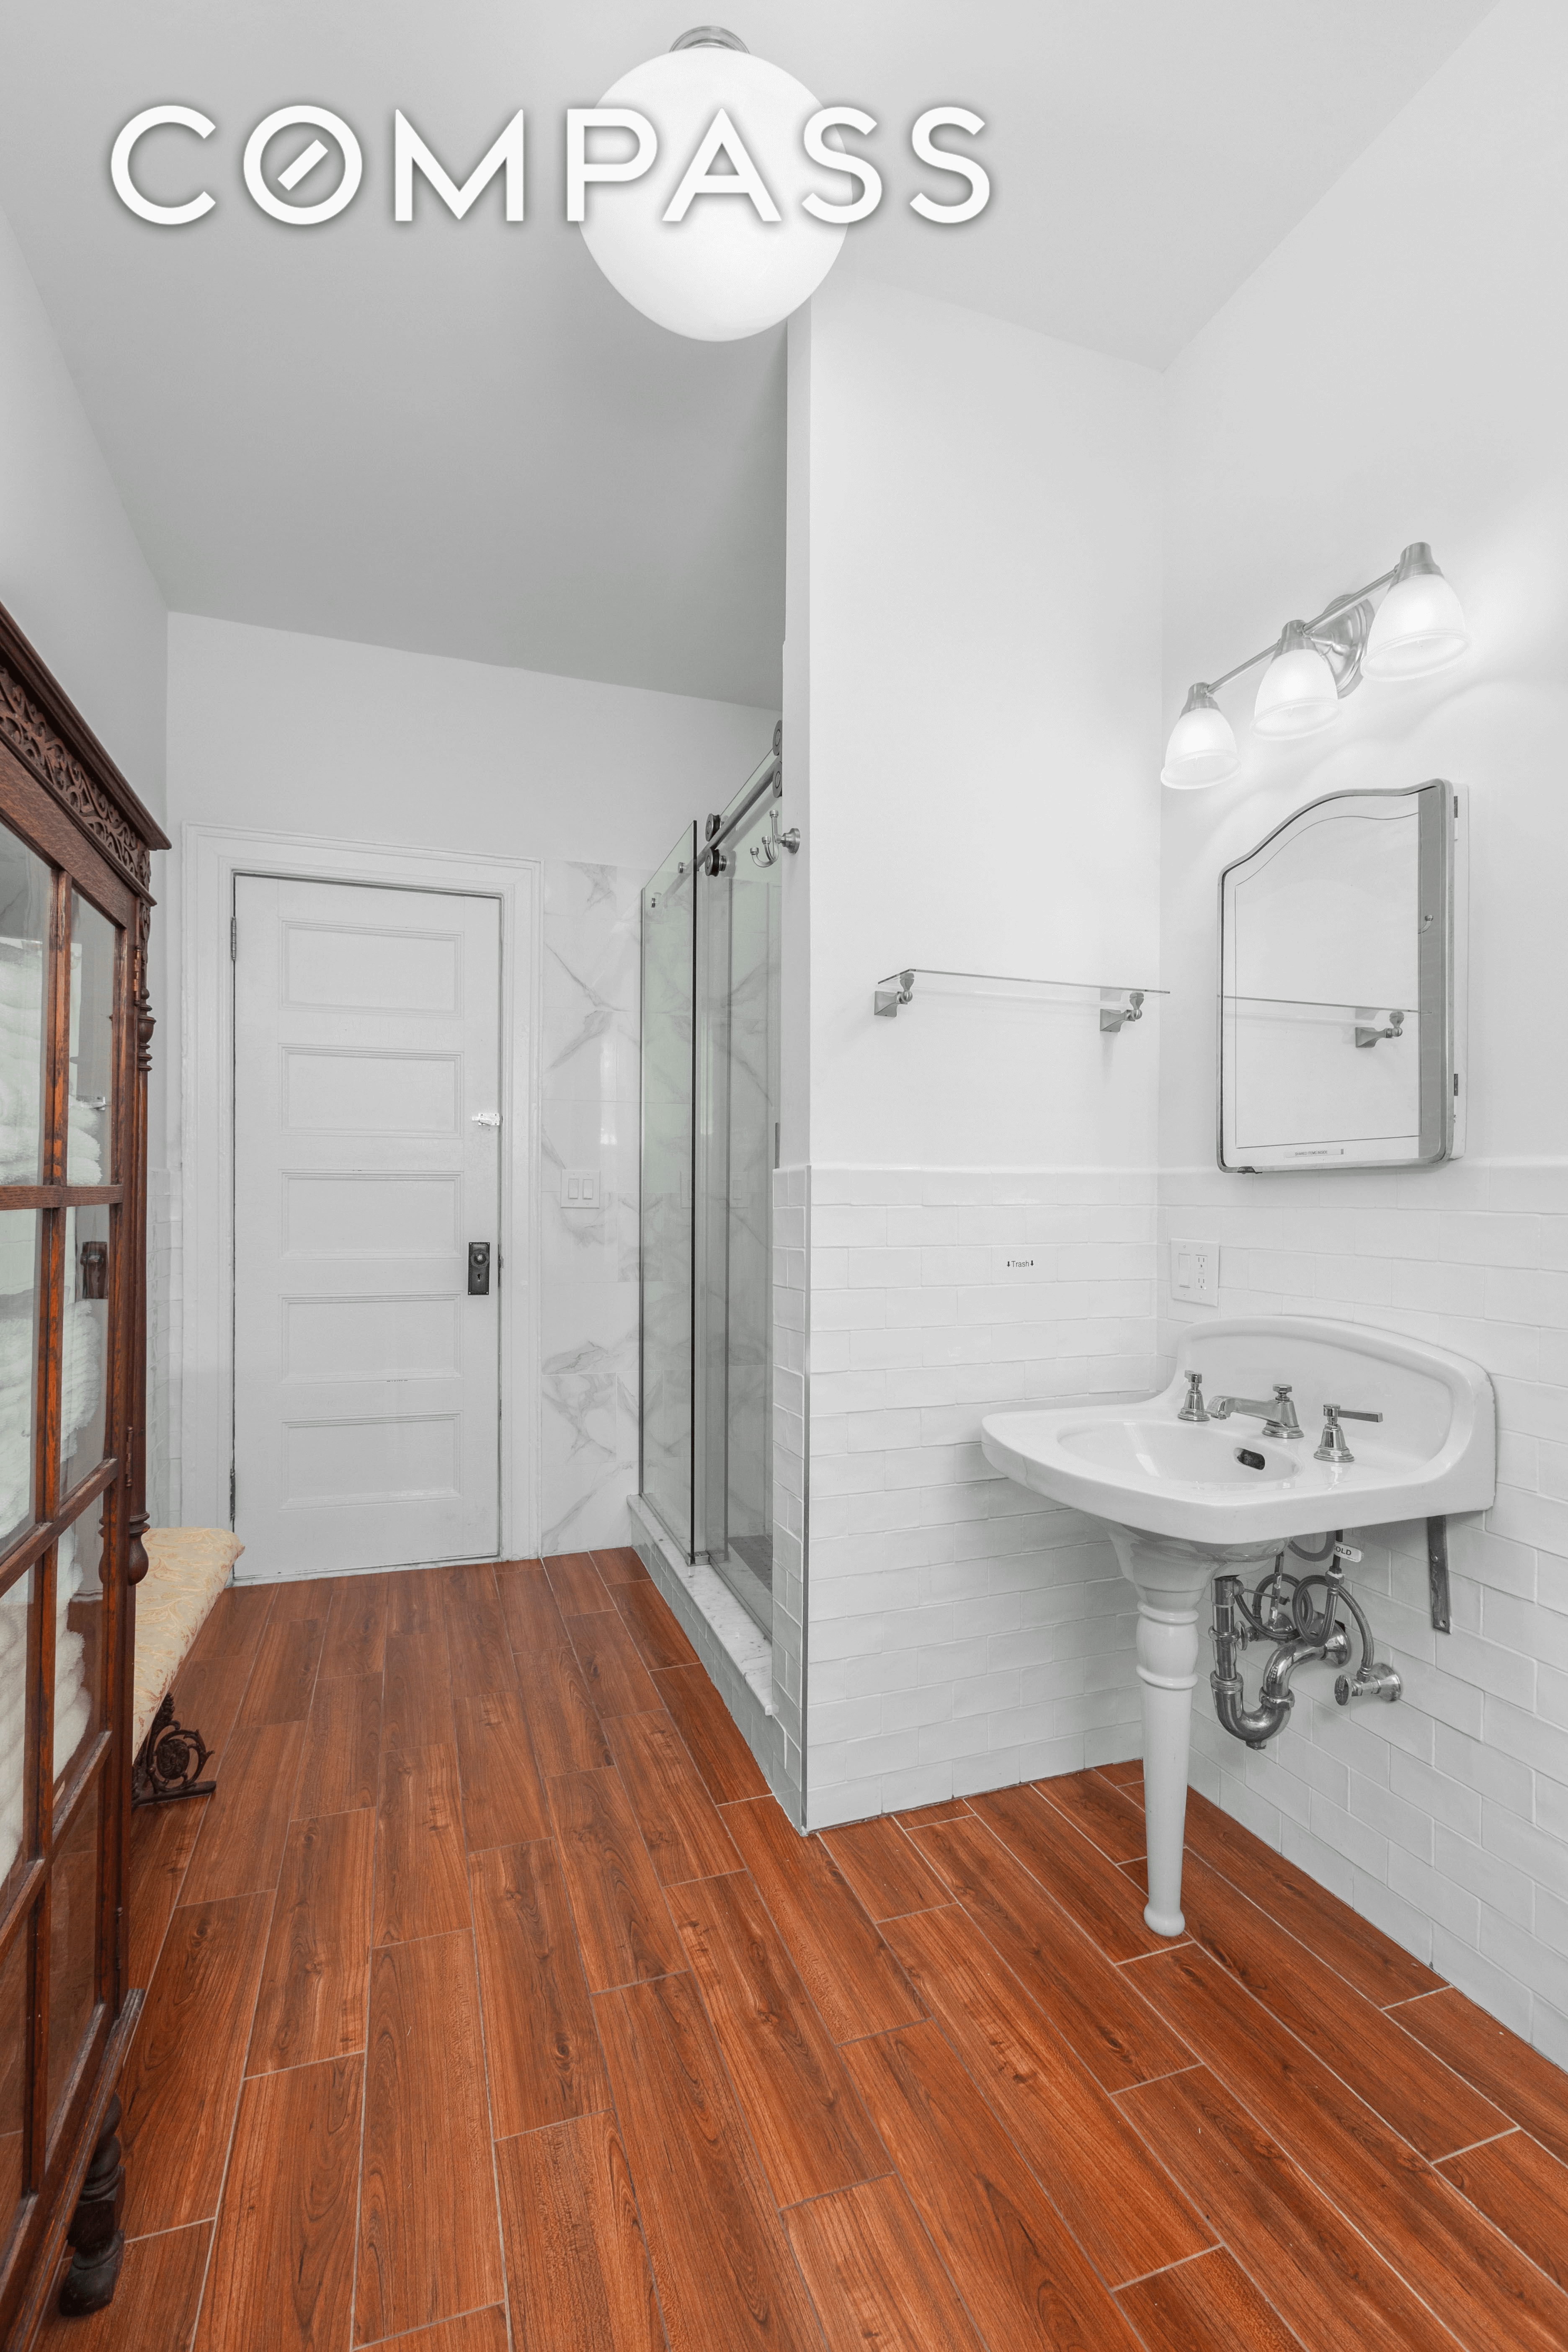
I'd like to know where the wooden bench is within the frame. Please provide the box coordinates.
[130,1528,245,1806]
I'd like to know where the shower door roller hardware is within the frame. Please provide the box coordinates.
[78,1240,108,1301]
[472,1111,502,1127]
[467,1242,491,1296]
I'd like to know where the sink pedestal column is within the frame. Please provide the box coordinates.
[1108,1529,1216,1938]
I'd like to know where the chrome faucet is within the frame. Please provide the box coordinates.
[1177,1370,1208,1423]
[1315,1404,1383,1464]
[1207,1382,1304,1440]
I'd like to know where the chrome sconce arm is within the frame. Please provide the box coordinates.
[1162,542,1470,790]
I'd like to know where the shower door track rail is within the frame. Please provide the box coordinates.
[701,732,781,872]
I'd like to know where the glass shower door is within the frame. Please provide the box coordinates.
[638,827,696,1552]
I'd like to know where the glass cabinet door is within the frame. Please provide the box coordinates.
[0,804,132,2282]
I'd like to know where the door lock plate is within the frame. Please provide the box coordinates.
[468,1241,491,1296]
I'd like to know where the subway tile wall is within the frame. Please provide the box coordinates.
[1163,1158,1568,2065]
[771,1165,809,1818]
[799,1167,1161,1830]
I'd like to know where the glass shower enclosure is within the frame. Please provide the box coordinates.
[640,733,782,1632]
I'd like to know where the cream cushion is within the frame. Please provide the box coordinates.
[131,1527,245,1753]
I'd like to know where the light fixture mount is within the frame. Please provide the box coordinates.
[1310,593,1374,699]
[670,26,750,49]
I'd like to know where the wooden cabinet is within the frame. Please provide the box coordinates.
[0,603,168,2342]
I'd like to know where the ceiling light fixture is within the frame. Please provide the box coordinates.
[576,28,845,341]
[1162,542,1469,789]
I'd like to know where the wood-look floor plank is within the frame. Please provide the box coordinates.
[127,1792,208,1989]
[358,2313,509,2352]
[502,1567,613,1777]
[1173,1848,1510,2160]
[842,2021,1142,2352]
[595,1970,824,2352]
[269,1579,330,1622]
[1134,1943,1568,2352]
[1095,1758,1145,1790]
[470,1840,611,2138]
[1439,2130,1568,2291]
[884,1901,1212,2287]
[545,1551,614,1618]
[1119,2064,1462,2352]
[387,1565,443,1636]
[299,1674,382,1817]
[911,1813,1190,2092]
[548,1769,681,1991]
[181,1721,306,1904]
[443,1564,517,1696]
[382,1630,456,1752]
[970,1782,1168,1962]
[784,2175,985,2352]
[612,1579,698,1671]
[238,1609,325,1726]
[34,2222,211,2352]
[194,2056,362,2352]
[1179,1790,1442,2006]
[187,1581,274,1669]
[356,1932,503,2344]
[570,1611,663,1720]
[652,1664,768,1803]
[495,2112,665,2352]
[1115,2245,1310,2352]
[1394,1985,1568,2166]
[374,1741,470,1947]
[1034,1767,1149,1863]
[821,1818,949,1924]
[605,1709,742,1886]
[672,1868,888,2208]
[249,1809,375,2073]
[722,1799,922,2044]
[119,1892,274,2235]
[170,1648,255,1766]
[455,1688,550,1849]
[592,1544,652,1588]
[893,1798,971,1831]
[320,1572,388,1679]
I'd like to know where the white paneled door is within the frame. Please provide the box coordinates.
[233,876,503,1576]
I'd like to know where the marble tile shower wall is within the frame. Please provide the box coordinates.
[1162,1158,1568,2063]
[802,1167,1161,1830]
[540,861,645,1553]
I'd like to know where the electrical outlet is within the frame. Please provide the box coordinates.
[562,1167,600,1210]
[1171,1238,1219,1306]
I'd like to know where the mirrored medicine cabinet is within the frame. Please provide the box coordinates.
[1218,779,1466,1172]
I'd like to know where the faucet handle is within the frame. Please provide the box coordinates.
[1178,1369,1208,1424]
[1315,1403,1383,1464]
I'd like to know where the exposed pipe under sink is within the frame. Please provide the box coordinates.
[1210,1537,1401,1749]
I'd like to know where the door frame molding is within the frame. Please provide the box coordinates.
[179,821,543,1574]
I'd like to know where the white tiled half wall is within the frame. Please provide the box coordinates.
[1163,1157,1568,2065]
[801,1167,1161,1831]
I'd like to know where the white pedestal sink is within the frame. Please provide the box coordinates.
[982,1316,1496,1937]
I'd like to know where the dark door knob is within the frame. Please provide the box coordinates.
[467,1242,491,1296]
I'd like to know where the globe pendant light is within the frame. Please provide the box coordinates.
[1253,619,1341,738]
[1363,542,1470,680]
[1161,684,1238,789]
[578,29,846,341]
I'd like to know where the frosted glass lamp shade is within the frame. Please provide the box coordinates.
[1253,621,1340,738]
[579,46,846,340]
[1161,685,1238,789]
[1364,542,1469,679]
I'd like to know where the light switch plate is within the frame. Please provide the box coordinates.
[562,1167,600,1210]
[1171,1238,1219,1306]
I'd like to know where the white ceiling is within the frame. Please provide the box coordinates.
[0,3,1494,709]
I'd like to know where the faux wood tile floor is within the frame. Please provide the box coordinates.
[36,1553,1568,2352]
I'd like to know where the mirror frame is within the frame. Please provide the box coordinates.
[1217,779,1467,1173]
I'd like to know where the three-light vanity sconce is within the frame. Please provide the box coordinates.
[1161,541,1470,790]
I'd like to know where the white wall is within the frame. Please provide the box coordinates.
[783,277,1166,1824]
[1161,0,1568,2060]
[0,201,165,816]
[157,614,777,1536]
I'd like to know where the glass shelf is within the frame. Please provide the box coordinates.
[874,966,1167,1033]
